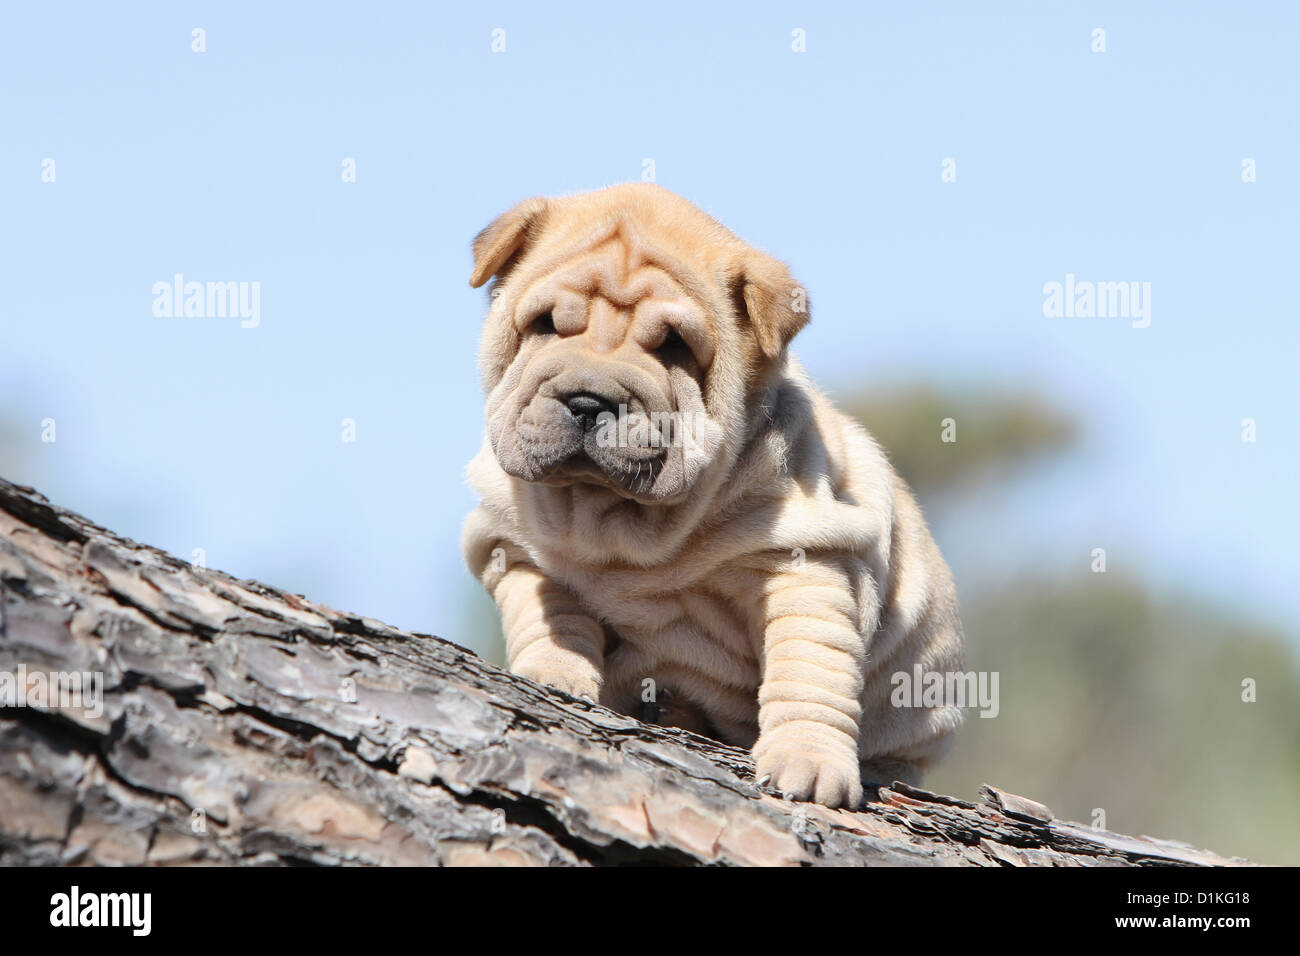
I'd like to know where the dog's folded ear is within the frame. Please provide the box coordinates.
[732,250,810,361]
[469,197,550,288]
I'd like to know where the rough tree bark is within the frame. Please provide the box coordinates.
[0,477,1249,867]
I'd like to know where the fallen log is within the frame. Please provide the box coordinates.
[0,477,1249,866]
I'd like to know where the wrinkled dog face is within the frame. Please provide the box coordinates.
[471,185,808,504]
[485,238,723,502]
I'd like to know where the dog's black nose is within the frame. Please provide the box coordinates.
[564,393,615,430]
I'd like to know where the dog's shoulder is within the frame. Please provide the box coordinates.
[751,357,897,505]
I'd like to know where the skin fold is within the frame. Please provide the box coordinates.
[462,183,965,808]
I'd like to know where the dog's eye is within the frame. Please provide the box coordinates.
[528,312,557,336]
[656,329,691,361]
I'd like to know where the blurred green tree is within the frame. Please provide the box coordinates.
[929,577,1300,864]
[842,385,1299,863]
[839,386,1075,493]
[0,417,28,482]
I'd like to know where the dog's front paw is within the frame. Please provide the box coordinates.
[513,658,601,702]
[754,727,863,809]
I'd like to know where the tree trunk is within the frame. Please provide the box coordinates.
[0,477,1248,866]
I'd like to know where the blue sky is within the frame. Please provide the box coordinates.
[2,1,1297,657]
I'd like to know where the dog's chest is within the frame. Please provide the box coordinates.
[551,562,765,732]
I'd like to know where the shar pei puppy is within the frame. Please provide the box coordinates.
[462,184,965,808]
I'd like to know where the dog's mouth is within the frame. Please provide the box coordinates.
[544,444,669,500]
[487,355,728,504]
[491,390,711,503]
[516,403,676,500]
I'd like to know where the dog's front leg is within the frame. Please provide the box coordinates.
[490,559,604,701]
[752,555,871,808]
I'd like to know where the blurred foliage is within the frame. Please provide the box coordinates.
[843,386,1299,863]
[839,386,1076,493]
[0,417,27,482]
[928,576,1300,864]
